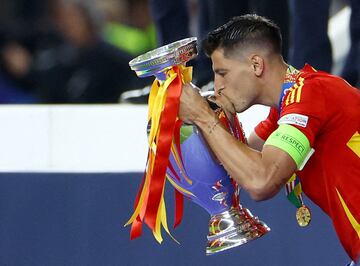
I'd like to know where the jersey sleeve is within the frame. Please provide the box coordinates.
[279,77,324,146]
[254,107,279,141]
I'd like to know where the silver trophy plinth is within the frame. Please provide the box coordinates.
[128,37,270,255]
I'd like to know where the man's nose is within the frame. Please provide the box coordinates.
[214,82,225,96]
[213,78,223,94]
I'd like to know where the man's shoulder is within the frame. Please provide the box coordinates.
[299,64,350,90]
[299,65,359,104]
[282,73,322,108]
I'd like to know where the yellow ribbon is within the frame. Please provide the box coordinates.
[126,65,193,244]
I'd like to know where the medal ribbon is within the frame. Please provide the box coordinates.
[285,174,303,208]
[278,65,299,116]
[125,65,192,243]
[217,110,247,207]
[279,66,307,210]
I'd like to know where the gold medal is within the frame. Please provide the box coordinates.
[296,205,311,227]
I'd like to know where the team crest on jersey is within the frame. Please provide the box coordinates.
[278,113,309,128]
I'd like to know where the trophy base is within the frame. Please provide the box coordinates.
[206,206,270,255]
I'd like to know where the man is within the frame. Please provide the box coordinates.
[178,14,360,263]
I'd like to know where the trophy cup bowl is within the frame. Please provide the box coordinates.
[167,123,270,255]
[129,37,198,81]
[129,37,270,255]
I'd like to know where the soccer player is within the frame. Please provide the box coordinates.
[178,14,360,264]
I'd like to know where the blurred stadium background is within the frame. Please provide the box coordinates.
[0,0,357,265]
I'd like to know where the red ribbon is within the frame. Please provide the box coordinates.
[172,118,185,228]
[174,189,184,228]
[218,111,246,208]
[130,158,147,240]
[144,66,183,230]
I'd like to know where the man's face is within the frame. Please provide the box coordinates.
[211,48,259,114]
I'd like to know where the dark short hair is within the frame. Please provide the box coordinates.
[202,14,282,58]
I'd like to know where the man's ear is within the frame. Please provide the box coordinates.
[250,55,264,77]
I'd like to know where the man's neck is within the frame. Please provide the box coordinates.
[260,58,288,108]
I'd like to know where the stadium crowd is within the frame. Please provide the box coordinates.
[0,0,358,104]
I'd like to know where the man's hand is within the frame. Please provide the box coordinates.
[179,83,213,124]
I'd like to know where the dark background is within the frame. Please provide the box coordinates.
[0,172,349,266]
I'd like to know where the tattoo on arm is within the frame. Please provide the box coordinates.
[208,120,220,134]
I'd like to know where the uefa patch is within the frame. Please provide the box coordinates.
[278,113,309,128]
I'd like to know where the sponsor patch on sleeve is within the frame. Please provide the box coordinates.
[278,113,309,128]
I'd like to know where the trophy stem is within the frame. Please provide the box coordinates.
[206,206,270,255]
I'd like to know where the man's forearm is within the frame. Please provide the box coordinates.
[178,85,291,200]
[193,108,268,195]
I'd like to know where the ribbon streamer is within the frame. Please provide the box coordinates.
[125,65,192,243]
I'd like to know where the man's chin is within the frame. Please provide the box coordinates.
[236,103,253,114]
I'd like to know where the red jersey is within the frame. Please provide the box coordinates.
[255,64,360,261]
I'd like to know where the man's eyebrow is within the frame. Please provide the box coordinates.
[214,68,228,73]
